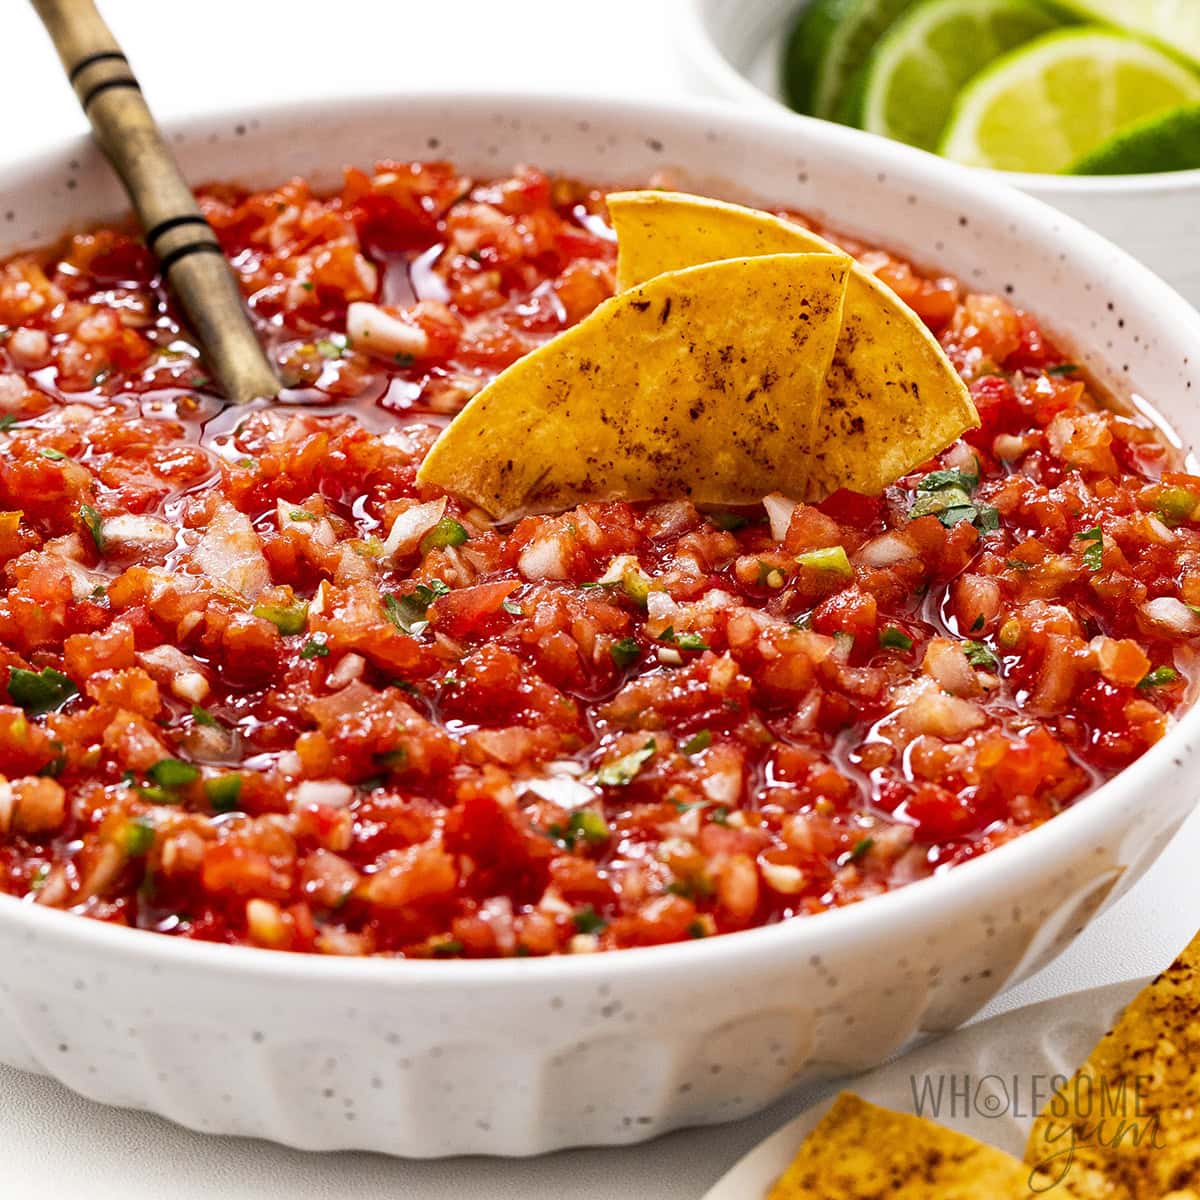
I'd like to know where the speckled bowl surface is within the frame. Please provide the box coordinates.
[1,91,1199,1157]
[678,0,1200,309]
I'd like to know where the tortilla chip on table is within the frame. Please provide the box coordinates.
[769,1091,1058,1198]
[1025,932,1200,1199]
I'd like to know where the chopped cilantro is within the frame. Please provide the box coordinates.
[962,640,999,670]
[204,774,243,812]
[792,611,813,630]
[148,759,200,788]
[681,729,712,755]
[610,637,640,668]
[383,579,450,636]
[419,517,469,555]
[191,704,220,727]
[848,836,874,862]
[1045,363,1080,376]
[911,468,998,533]
[300,281,315,292]
[300,638,329,659]
[394,352,415,367]
[6,667,77,715]
[1139,666,1180,689]
[917,467,979,494]
[595,738,656,787]
[709,806,730,826]
[973,504,1001,533]
[79,503,106,553]
[879,627,913,651]
[40,448,66,461]
[252,599,309,635]
[1075,526,1103,572]
[0,414,17,431]
[502,597,524,616]
[431,939,464,958]
[795,545,852,576]
[572,905,607,935]
[970,614,985,633]
[687,919,708,939]
[288,509,317,522]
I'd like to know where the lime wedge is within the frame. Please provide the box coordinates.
[857,0,1059,152]
[1070,102,1200,174]
[782,0,919,119]
[1055,0,1200,66]
[938,28,1200,172]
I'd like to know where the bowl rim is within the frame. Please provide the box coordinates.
[3,85,1200,988]
[676,0,1200,192]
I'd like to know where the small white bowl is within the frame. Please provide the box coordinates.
[678,0,1200,308]
[1,90,1199,1158]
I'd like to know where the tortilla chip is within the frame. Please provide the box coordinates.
[417,253,850,519]
[1025,932,1200,1199]
[770,1092,1047,1198]
[608,190,978,499]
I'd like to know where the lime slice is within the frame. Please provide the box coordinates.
[781,0,919,119]
[857,0,1060,152]
[938,28,1200,172]
[1070,102,1200,174]
[1055,0,1200,66]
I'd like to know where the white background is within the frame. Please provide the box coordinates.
[2,1,1198,1195]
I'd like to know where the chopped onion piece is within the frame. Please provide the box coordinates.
[518,534,569,581]
[346,301,429,361]
[856,532,917,568]
[293,780,355,809]
[1140,596,1200,638]
[522,776,595,809]
[192,503,270,599]
[763,492,798,543]
[382,498,447,561]
[101,513,176,551]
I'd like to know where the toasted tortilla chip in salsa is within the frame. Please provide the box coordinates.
[608,190,978,498]
[1025,932,1200,1199]
[770,1092,1048,1199]
[417,253,851,519]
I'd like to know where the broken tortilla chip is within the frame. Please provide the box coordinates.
[770,1092,1050,1199]
[1025,932,1200,1199]
[608,190,978,499]
[417,253,850,519]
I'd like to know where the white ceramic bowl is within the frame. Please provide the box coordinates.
[678,0,1200,309]
[2,90,1199,1158]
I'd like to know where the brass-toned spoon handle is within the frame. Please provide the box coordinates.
[31,0,279,406]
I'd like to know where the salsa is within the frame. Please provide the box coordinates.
[0,162,1195,956]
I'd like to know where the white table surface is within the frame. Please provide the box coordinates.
[2,2,1199,1195]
